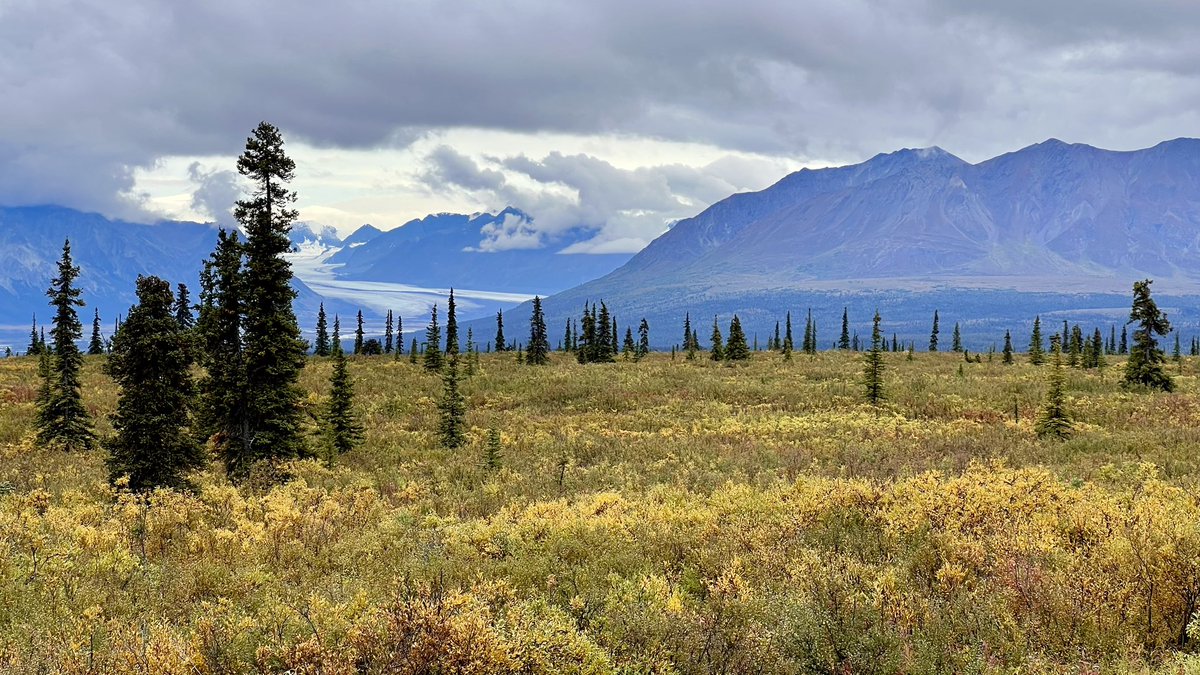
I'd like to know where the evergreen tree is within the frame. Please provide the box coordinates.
[105,275,203,490]
[1028,316,1045,365]
[424,304,443,371]
[1002,330,1014,365]
[1035,337,1073,440]
[1123,280,1173,391]
[396,315,404,355]
[683,313,696,360]
[483,427,503,472]
[783,311,794,361]
[494,311,506,353]
[385,310,394,354]
[526,296,551,365]
[951,322,962,352]
[710,316,725,361]
[1069,325,1083,368]
[27,315,41,356]
[726,315,749,361]
[332,315,341,353]
[410,339,418,364]
[88,309,104,355]
[772,321,781,351]
[354,310,365,355]
[1174,332,1182,364]
[437,355,466,448]
[324,346,363,458]
[839,308,850,350]
[862,311,885,405]
[361,339,382,356]
[929,310,940,352]
[231,121,308,476]
[445,289,459,356]
[174,283,194,330]
[595,303,615,363]
[314,303,330,356]
[195,229,247,470]
[1120,326,1128,354]
[637,318,650,359]
[1110,325,1117,354]
[1091,328,1106,370]
[563,319,573,353]
[577,303,597,364]
[36,240,95,452]
[622,327,636,358]
[610,317,619,357]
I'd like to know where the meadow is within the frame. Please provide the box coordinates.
[3,350,1200,673]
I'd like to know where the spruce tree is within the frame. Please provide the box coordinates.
[385,310,394,354]
[1002,330,1014,365]
[683,313,696,360]
[438,355,466,448]
[710,316,725,361]
[1123,279,1173,391]
[105,276,203,490]
[577,304,596,364]
[88,309,104,355]
[929,310,940,352]
[725,315,750,361]
[622,327,636,358]
[332,315,341,353]
[595,303,615,363]
[195,229,246,470]
[36,240,95,452]
[324,346,363,458]
[783,311,794,361]
[1110,325,1117,354]
[951,322,962,352]
[354,310,365,355]
[862,311,885,405]
[483,427,503,472]
[494,311,506,353]
[410,339,418,363]
[396,315,404,355]
[637,318,650,359]
[1091,328,1106,370]
[232,121,308,476]
[1035,337,1073,440]
[839,308,850,350]
[314,303,330,356]
[1120,326,1128,354]
[610,317,619,358]
[804,310,815,355]
[772,322,781,351]
[424,304,443,371]
[445,289,459,356]
[27,316,41,356]
[1028,316,1045,365]
[174,283,194,330]
[563,319,572,353]
[1069,325,1083,368]
[526,296,550,365]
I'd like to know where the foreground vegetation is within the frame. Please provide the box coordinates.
[4,351,1200,673]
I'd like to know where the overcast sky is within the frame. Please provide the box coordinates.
[3,0,1199,253]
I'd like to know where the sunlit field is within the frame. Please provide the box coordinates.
[4,351,1200,673]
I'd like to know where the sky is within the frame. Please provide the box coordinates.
[3,0,1200,254]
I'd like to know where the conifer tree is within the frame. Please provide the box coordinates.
[494,311,506,353]
[710,316,725,361]
[622,327,636,358]
[839,308,850,350]
[195,229,246,470]
[1002,330,1014,365]
[174,283,194,330]
[563,319,572,353]
[772,321,781,351]
[36,240,95,452]
[1120,326,1128,354]
[1069,325,1083,368]
[929,310,940,352]
[595,303,615,363]
[1036,337,1073,439]
[324,346,363,458]
[354,310,365,355]
[314,303,330,356]
[1091,328,1106,370]
[783,312,794,361]
[526,296,550,365]
[232,121,308,475]
[332,315,341,353]
[88,309,104,355]
[1110,325,1117,354]
[424,304,443,371]
[951,322,962,352]
[1174,332,1182,364]
[410,339,418,363]
[725,315,750,361]
[385,310,394,354]
[27,316,41,356]
[577,303,597,364]
[445,289,459,356]
[891,333,898,353]
[863,311,885,405]
[396,315,404,355]
[1123,280,1173,391]
[437,355,466,448]
[683,313,696,360]
[106,275,203,490]
[483,427,503,472]
[1028,316,1045,365]
[610,317,619,357]
[637,318,650,359]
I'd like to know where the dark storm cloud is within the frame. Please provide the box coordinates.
[2,0,1199,216]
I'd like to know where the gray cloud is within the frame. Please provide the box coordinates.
[2,0,1200,216]
[186,163,242,229]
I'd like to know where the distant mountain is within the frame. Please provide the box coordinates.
[290,222,342,248]
[326,207,632,295]
[490,139,1200,349]
[342,223,383,248]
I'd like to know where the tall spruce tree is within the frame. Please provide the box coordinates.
[610,317,619,357]
[929,310,940,352]
[803,309,815,355]
[195,229,246,470]
[174,283,194,330]
[385,310,394,354]
[782,311,794,360]
[563,318,573,353]
[354,310,365,354]
[27,315,41,356]
[637,318,650,359]
[324,346,363,458]
[839,308,850,350]
[106,276,203,490]
[332,316,341,353]
[36,240,95,451]
[438,355,466,448]
[725,315,750,361]
[526,296,550,365]
[494,311,506,353]
[424,304,444,371]
[683,313,696,360]
[951,322,962,352]
[314,303,330,356]
[1120,326,1128,354]
[1036,336,1073,439]
[1028,316,1045,365]
[772,322,781,351]
[445,289,459,356]
[88,309,104,355]
[577,303,597,364]
[230,121,308,476]
[1123,279,1173,391]
[863,311,885,405]
[1002,330,1014,365]
[596,303,615,363]
[622,327,636,358]
[396,315,403,355]
[710,316,724,361]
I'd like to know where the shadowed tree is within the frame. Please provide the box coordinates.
[424,304,443,371]
[783,311,793,361]
[526,296,550,365]
[929,310,940,352]
[952,322,962,352]
[174,283,194,330]
[324,346,363,459]
[314,303,330,356]
[384,310,394,354]
[863,311,885,405]
[1036,336,1073,440]
[1028,316,1045,366]
[36,239,95,452]
[710,316,724,361]
[88,309,104,355]
[195,229,246,469]
[354,310,365,355]
[106,276,203,490]
[622,327,636,359]
[839,308,850,350]
[725,315,750,361]
[494,311,506,353]
[438,355,466,448]
[1123,279,1173,391]
[1002,330,1014,365]
[637,318,650,359]
[445,289,459,356]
